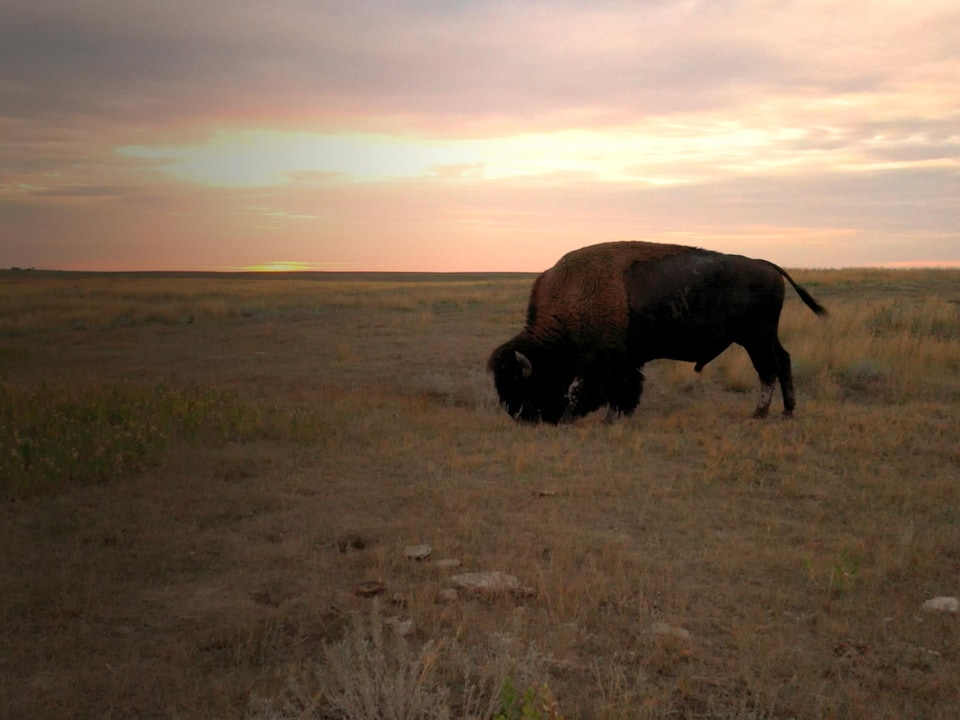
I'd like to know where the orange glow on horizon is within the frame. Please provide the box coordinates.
[241,261,346,272]
[875,260,960,269]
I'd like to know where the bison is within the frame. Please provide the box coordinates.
[487,241,826,424]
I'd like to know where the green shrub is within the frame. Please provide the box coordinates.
[495,677,563,720]
[0,383,272,499]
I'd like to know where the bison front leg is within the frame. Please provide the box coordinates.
[562,374,605,423]
[605,364,644,421]
[564,358,644,423]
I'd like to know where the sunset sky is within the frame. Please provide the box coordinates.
[1,0,958,272]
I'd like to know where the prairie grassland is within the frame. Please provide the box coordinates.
[1,268,959,719]
[0,272,532,333]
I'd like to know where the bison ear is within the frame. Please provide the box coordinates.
[515,351,533,378]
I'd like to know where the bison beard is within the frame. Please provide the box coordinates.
[487,241,826,424]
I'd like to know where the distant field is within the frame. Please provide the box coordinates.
[1,269,959,719]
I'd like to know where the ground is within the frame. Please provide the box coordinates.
[1,270,959,719]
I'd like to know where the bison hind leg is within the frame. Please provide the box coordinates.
[775,342,796,416]
[751,382,776,419]
[743,340,781,419]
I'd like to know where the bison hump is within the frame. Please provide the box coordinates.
[529,245,678,347]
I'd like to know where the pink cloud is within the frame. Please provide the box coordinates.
[1,1,958,270]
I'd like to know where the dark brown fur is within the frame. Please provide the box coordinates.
[488,241,826,423]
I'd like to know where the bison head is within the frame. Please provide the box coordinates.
[487,339,574,424]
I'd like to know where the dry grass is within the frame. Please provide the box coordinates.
[0,272,532,333]
[1,268,959,719]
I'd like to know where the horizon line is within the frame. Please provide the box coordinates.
[6,261,960,275]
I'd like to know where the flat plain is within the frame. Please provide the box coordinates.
[1,268,959,719]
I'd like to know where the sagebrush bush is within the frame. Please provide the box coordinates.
[246,606,557,720]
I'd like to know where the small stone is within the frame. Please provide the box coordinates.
[435,558,462,569]
[922,596,959,614]
[436,588,459,603]
[450,571,536,598]
[403,544,432,560]
[649,621,692,640]
[354,580,386,597]
[384,616,415,636]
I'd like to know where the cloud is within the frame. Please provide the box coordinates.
[3,1,957,132]
[28,185,131,198]
[1,0,958,270]
[117,131,485,187]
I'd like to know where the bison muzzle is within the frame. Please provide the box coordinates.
[488,241,826,424]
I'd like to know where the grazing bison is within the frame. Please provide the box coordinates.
[488,241,826,424]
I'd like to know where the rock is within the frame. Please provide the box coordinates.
[385,616,415,636]
[450,571,536,598]
[435,558,462,569]
[436,588,459,603]
[649,621,692,640]
[354,580,386,597]
[922,596,959,614]
[403,544,432,560]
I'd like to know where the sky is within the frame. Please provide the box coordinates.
[1,0,958,272]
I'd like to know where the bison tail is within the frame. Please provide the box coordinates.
[792,282,828,316]
[765,261,828,316]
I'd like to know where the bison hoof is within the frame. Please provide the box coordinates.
[751,407,770,420]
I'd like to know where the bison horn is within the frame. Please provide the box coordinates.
[515,351,533,378]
